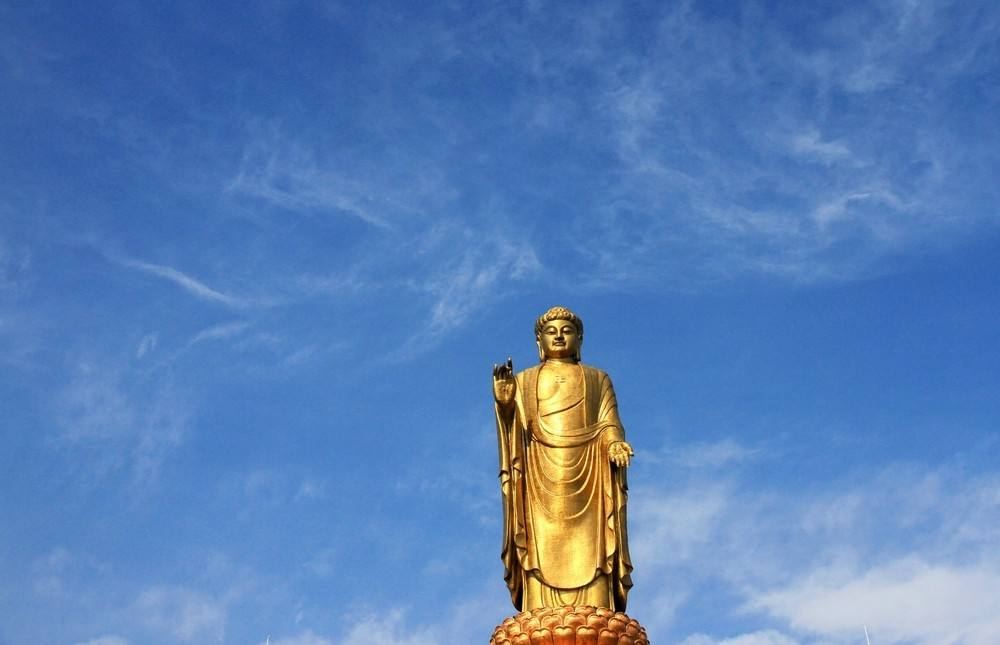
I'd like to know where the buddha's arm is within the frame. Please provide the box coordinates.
[597,372,625,443]
[599,372,634,467]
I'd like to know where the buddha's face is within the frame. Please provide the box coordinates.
[537,318,581,361]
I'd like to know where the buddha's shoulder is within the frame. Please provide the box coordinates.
[514,364,540,380]
[515,362,609,378]
[580,363,610,379]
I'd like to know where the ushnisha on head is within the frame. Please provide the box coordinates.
[535,305,583,362]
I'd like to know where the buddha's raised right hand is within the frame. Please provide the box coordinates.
[492,357,516,406]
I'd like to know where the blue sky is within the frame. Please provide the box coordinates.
[2,1,999,644]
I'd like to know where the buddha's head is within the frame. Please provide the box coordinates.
[535,305,583,362]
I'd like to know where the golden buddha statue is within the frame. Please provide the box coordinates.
[492,306,634,612]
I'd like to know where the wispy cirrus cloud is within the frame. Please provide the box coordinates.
[447,0,1000,286]
[192,1,997,337]
[228,144,391,230]
[188,321,251,346]
[113,256,246,307]
[225,123,439,230]
[800,0,999,95]
[414,227,542,342]
[53,359,190,486]
[223,125,545,354]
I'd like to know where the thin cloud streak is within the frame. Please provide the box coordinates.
[391,226,543,359]
[227,130,392,229]
[189,321,251,345]
[114,256,246,307]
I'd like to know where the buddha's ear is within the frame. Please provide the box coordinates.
[576,335,583,361]
[536,336,544,362]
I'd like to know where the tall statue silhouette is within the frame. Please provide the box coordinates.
[492,306,634,611]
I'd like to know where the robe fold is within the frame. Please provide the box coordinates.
[496,361,633,611]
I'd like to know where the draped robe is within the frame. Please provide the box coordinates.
[495,361,633,611]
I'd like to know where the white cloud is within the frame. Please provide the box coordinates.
[336,611,439,645]
[811,188,906,229]
[135,585,227,643]
[631,482,731,567]
[115,256,245,307]
[294,478,326,502]
[232,469,329,515]
[315,588,505,645]
[627,443,1000,644]
[53,360,189,485]
[810,0,966,96]
[656,438,762,470]
[190,321,250,345]
[55,363,136,442]
[135,333,158,359]
[679,630,800,645]
[753,558,1000,645]
[264,631,333,645]
[788,129,852,165]
[302,548,337,578]
[32,546,75,597]
[72,636,130,645]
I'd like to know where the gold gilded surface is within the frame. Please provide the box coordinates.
[489,605,649,645]
[493,306,634,612]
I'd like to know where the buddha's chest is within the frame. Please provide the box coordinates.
[535,364,586,424]
[537,363,583,397]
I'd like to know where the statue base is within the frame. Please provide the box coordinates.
[490,605,649,644]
